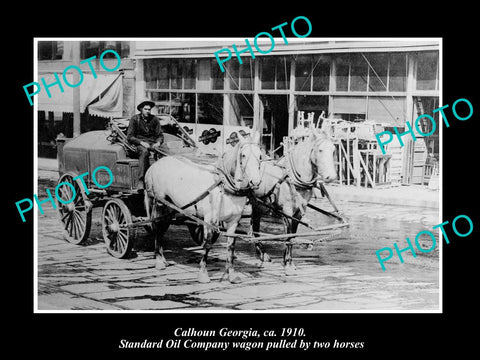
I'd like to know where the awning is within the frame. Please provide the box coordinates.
[38,73,122,116]
[87,74,123,117]
[134,39,440,58]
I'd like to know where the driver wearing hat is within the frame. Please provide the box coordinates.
[127,99,164,190]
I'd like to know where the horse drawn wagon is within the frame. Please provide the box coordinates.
[54,114,349,282]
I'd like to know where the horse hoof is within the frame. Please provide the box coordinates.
[228,271,242,284]
[155,259,169,270]
[198,271,211,283]
[257,259,274,268]
[155,262,166,270]
[284,264,297,276]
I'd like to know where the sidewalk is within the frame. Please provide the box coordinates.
[37,157,440,209]
[319,183,439,209]
[37,157,59,182]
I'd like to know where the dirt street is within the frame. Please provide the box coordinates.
[36,178,440,311]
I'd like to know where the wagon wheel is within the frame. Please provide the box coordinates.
[55,172,92,245]
[187,224,219,246]
[102,198,134,258]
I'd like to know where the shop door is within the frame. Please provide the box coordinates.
[260,95,289,158]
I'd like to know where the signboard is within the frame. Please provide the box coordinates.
[196,124,223,155]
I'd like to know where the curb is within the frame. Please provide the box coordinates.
[36,159,439,209]
[320,186,439,209]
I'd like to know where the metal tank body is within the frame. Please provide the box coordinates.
[58,130,140,192]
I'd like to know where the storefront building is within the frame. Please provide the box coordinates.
[134,39,440,184]
[37,39,440,185]
[37,40,134,157]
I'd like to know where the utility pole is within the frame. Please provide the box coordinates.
[72,41,81,137]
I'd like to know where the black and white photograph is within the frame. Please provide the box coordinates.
[33,38,442,312]
[8,8,478,358]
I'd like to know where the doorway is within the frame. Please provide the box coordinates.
[260,95,289,157]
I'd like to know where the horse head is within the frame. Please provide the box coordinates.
[235,131,262,189]
[309,130,337,183]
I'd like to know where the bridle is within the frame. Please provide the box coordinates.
[219,141,261,194]
[286,138,330,189]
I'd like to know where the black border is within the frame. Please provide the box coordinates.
[9,5,479,357]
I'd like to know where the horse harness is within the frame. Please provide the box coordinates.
[286,144,321,189]
[157,142,259,218]
[217,141,261,196]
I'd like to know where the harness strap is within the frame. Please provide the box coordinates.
[286,148,318,189]
[253,196,313,229]
[216,162,251,196]
[155,196,220,232]
[180,178,223,210]
[260,173,289,201]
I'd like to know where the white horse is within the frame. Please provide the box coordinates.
[251,130,337,274]
[144,132,262,283]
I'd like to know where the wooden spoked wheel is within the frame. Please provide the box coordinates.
[55,172,92,245]
[187,224,219,246]
[102,198,134,258]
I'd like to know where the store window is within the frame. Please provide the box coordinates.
[183,59,196,89]
[158,60,169,89]
[149,92,170,113]
[81,41,129,59]
[295,95,328,127]
[331,96,366,120]
[389,53,407,92]
[226,94,254,127]
[145,59,167,89]
[335,53,407,93]
[170,60,182,89]
[145,59,197,90]
[416,51,438,90]
[261,57,275,89]
[240,59,254,91]
[367,96,406,125]
[211,59,224,90]
[350,54,368,91]
[294,55,330,91]
[170,93,196,123]
[38,41,63,60]
[170,59,197,90]
[198,94,223,125]
[226,60,240,90]
[312,55,330,91]
[225,59,253,91]
[260,56,290,90]
[366,53,388,92]
[295,55,312,91]
[335,55,349,91]
[276,57,290,90]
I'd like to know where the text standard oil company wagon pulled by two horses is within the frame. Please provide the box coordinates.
[54,115,348,283]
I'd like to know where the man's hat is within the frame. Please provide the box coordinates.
[137,98,155,111]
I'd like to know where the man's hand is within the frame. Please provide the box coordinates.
[152,142,161,149]
[140,141,151,149]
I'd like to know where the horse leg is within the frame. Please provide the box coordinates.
[152,204,169,270]
[251,206,271,265]
[283,218,296,276]
[154,226,169,270]
[198,233,211,283]
[223,220,242,284]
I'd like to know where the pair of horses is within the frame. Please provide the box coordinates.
[144,130,336,283]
